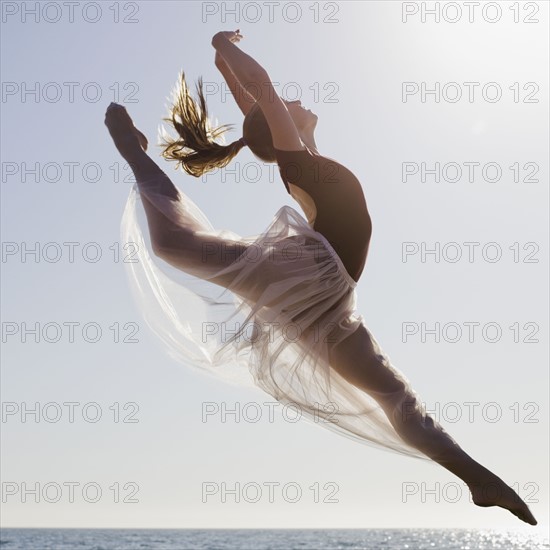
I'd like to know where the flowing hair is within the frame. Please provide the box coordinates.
[160,71,245,177]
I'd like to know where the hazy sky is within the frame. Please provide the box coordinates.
[1,0,548,533]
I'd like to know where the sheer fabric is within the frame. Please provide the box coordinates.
[120,174,429,460]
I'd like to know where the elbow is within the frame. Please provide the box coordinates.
[150,231,178,259]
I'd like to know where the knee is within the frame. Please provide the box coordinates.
[151,239,169,258]
[366,353,408,395]
[150,229,194,262]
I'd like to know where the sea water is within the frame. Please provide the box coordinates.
[1,527,549,549]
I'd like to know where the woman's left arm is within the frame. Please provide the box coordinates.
[212,31,276,104]
[215,51,256,117]
[211,30,303,151]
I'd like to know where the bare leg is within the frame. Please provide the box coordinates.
[104,103,251,289]
[328,323,538,525]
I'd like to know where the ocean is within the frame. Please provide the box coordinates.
[0,528,549,550]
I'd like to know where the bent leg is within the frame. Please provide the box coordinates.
[328,323,537,525]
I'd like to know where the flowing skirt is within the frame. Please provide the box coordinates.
[120,174,429,460]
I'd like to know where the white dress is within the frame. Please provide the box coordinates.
[120,173,430,460]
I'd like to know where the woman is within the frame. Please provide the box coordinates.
[105,30,536,525]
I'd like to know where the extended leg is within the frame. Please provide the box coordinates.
[105,103,250,289]
[328,323,537,525]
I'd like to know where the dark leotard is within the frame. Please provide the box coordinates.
[274,147,372,283]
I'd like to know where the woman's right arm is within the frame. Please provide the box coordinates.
[211,31,304,151]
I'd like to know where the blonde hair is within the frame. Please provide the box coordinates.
[160,71,246,177]
[161,71,279,176]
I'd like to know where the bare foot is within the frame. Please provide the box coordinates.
[468,476,537,525]
[104,103,148,158]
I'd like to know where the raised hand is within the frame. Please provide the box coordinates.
[219,29,243,43]
[212,29,243,49]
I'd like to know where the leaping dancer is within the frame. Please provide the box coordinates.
[105,30,537,525]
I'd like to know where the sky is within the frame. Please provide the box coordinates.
[1,0,549,533]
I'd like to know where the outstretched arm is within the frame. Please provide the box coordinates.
[211,31,304,151]
[215,49,255,117]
